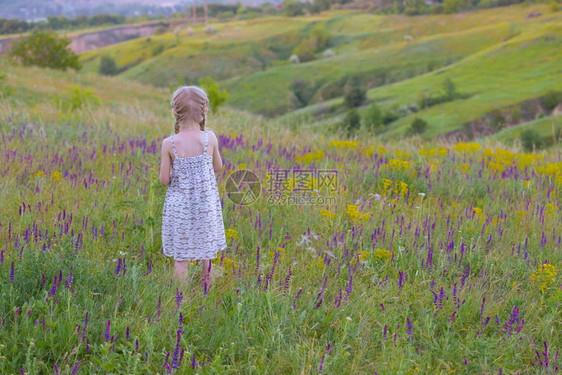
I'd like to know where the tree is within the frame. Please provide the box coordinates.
[198,76,228,113]
[442,77,457,100]
[283,0,305,16]
[9,30,81,71]
[520,129,544,152]
[98,55,118,76]
[344,87,367,108]
[407,117,428,135]
[341,109,361,135]
[363,102,384,131]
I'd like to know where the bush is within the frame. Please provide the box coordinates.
[382,110,399,125]
[98,55,118,76]
[283,0,305,16]
[431,4,444,13]
[442,77,457,100]
[344,87,367,108]
[291,29,331,63]
[151,43,165,57]
[488,109,506,131]
[154,25,168,35]
[407,117,428,135]
[8,30,81,71]
[341,109,361,135]
[363,103,384,131]
[540,90,562,112]
[444,0,465,13]
[290,79,316,108]
[520,128,544,152]
[198,76,228,113]
[550,1,560,12]
[53,85,100,112]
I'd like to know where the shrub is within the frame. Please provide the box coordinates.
[198,76,228,113]
[431,3,444,13]
[488,109,506,131]
[98,55,118,76]
[444,0,465,13]
[290,79,316,108]
[382,110,399,125]
[292,40,316,62]
[292,29,331,63]
[540,90,562,112]
[154,25,168,35]
[8,30,81,71]
[550,1,560,12]
[151,43,165,57]
[520,128,544,152]
[316,82,344,101]
[407,117,428,135]
[53,85,100,112]
[344,87,366,108]
[283,0,305,16]
[363,103,384,131]
[341,109,361,135]
[442,77,457,100]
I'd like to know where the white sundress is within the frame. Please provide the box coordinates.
[161,130,227,261]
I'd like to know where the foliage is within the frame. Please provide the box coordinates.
[198,76,228,113]
[406,117,428,135]
[363,102,384,131]
[444,0,466,13]
[292,29,331,62]
[341,108,362,135]
[540,90,562,113]
[520,128,544,151]
[98,55,118,76]
[290,79,317,108]
[344,87,367,109]
[549,1,560,12]
[8,30,81,71]
[443,77,458,100]
[488,109,507,131]
[283,0,305,16]
[52,85,101,112]
[151,43,165,57]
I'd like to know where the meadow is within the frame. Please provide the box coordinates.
[1,47,561,375]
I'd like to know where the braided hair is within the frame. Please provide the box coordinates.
[170,86,209,134]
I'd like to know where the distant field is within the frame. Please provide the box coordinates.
[75,3,562,145]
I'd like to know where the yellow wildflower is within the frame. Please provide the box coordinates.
[530,264,557,292]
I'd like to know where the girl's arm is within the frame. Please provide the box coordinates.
[209,130,223,173]
[159,138,172,186]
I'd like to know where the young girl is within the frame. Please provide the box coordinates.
[159,86,227,292]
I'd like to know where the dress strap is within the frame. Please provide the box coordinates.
[203,130,209,154]
[170,136,178,158]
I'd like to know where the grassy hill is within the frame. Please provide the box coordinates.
[75,3,562,146]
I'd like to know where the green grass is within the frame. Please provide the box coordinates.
[1,56,561,373]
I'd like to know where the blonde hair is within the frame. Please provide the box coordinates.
[171,86,209,134]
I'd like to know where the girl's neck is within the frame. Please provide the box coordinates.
[178,122,201,132]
